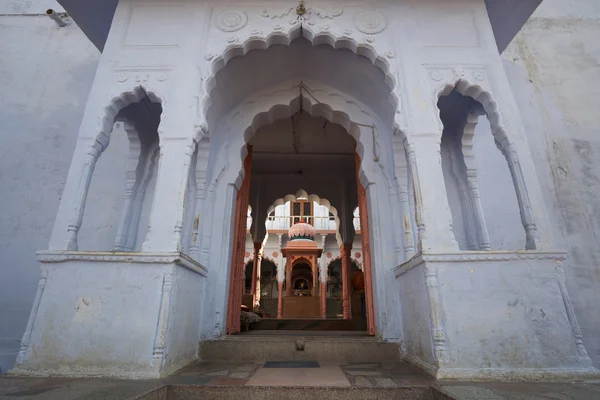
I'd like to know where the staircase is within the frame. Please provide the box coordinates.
[251,318,366,331]
[199,332,400,363]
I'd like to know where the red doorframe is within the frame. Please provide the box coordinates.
[226,146,253,334]
[355,152,377,336]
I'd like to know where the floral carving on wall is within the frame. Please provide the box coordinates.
[353,10,387,34]
[215,10,248,32]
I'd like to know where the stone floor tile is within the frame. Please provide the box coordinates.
[354,376,373,387]
[207,377,248,386]
[247,366,351,387]
[233,364,257,372]
[375,377,397,387]
[345,370,382,376]
[345,363,379,369]
[206,369,229,376]
[229,372,250,379]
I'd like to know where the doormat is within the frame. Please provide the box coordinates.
[263,361,320,368]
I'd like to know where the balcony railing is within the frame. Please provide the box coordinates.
[244,215,361,232]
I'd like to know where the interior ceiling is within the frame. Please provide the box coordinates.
[250,112,357,175]
[58,0,543,53]
[249,112,356,155]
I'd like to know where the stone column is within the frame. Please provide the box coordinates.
[189,137,210,259]
[497,138,539,249]
[446,136,478,250]
[49,137,105,251]
[393,135,415,260]
[340,243,352,319]
[320,234,327,319]
[277,282,284,319]
[124,145,159,251]
[114,121,142,251]
[286,257,292,297]
[251,242,262,308]
[466,170,492,250]
[142,137,196,252]
[405,135,458,252]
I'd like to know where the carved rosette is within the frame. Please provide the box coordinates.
[215,10,248,32]
[353,10,387,34]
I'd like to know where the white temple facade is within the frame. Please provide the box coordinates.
[4,0,600,382]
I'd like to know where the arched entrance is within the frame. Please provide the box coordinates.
[199,35,403,340]
[222,99,381,335]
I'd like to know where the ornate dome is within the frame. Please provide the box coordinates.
[288,219,316,241]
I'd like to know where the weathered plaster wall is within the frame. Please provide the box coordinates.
[0,1,99,373]
[500,0,600,367]
[2,0,600,377]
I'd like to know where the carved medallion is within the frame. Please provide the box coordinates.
[353,10,387,34]
[215,10,248,32]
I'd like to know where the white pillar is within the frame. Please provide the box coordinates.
[392,135,415,261]
[114,121,142,251]
[125,145,159,251]
[405,135,459,252]
[49,136,106,250]
[189,136,210,259]
[142,137,196,252]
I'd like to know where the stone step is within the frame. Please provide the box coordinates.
[252,318,366,331]
[135,386,455,400]
[199,334,401,363]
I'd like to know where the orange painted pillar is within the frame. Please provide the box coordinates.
[320,282,327,319]
[340,243,352,319]
[226,146,252,334]
[277,282,284,319]
[286,258,292,296]
[356,152,376,336]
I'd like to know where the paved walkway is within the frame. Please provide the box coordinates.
[1,361,599,399]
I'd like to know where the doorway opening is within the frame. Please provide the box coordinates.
[227,110,376,335]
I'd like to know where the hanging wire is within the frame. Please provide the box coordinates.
[296,82,381,163]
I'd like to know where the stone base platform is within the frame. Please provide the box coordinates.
[9,251,207,380]
[395,251,600,381]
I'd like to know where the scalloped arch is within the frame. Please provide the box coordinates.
[266,189,343,247]
[220,80,386,192]
[96,86,163,151]
[201,26,398,132]
[260,255,278,268]
[326,256,362,271]
[436,78,507,144]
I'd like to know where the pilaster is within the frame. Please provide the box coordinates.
[405,135,459,252]
[114,121,143,251]
[142,137,196,252]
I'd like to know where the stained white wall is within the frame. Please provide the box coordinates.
[499,0,600,367]
[0,1,99,373]
[2,0,600,374]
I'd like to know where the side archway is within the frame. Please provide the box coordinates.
[433,77,539,250]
